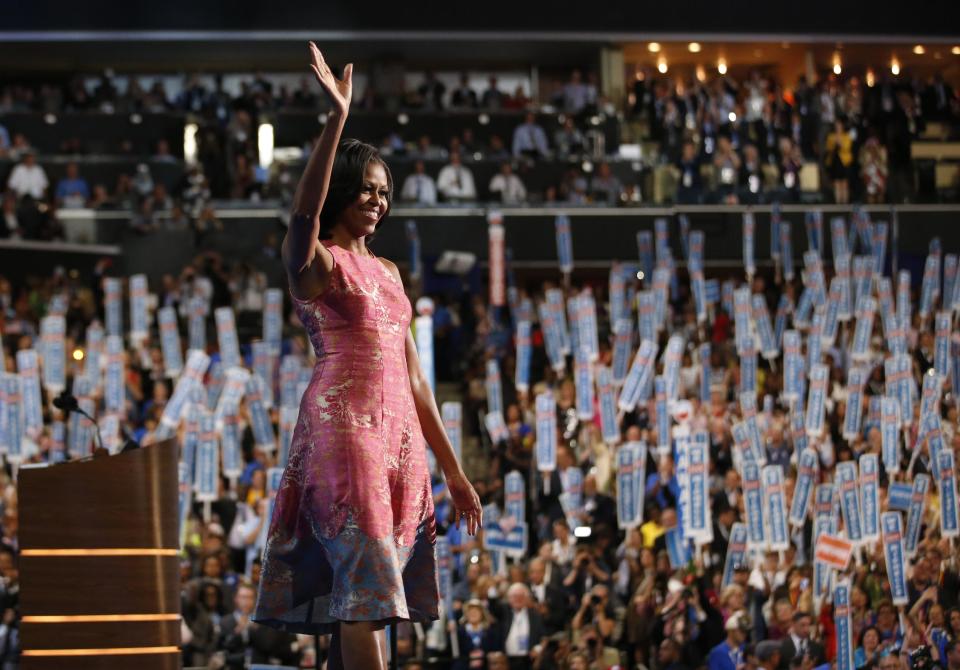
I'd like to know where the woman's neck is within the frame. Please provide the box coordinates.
[329,228,370,257]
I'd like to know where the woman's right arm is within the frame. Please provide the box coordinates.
[282,43,353,298]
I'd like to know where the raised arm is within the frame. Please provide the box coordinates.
[282,42,354,299]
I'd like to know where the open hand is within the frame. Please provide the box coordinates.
[308,42,353,116]
[446,470,482,535]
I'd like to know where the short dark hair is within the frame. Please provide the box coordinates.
[318,138,393,240]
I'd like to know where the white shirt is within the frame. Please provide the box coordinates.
[504,607,530,656]
[7,163,49,199]
[400,173,438,205]
[436,164,476,200]
[552,537,576,566]
[531,581,546,604]
[489,173,526,204]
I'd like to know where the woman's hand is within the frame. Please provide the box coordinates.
[308,41,353,116]
[446,470,483,535]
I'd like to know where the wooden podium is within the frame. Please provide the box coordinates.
[18,440,181,669]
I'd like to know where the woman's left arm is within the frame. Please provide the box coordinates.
[403,323,483,535]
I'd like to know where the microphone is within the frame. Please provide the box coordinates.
[52,389,104,454]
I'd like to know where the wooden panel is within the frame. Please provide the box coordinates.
[18,440,178,549]
[22,650,180,670]
[21,619,180,650]
[19,556,179,616]
[912,142,960,160]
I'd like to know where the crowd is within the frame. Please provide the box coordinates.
[633,69,958,205]
[1,205,959,670]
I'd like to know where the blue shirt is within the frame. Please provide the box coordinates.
[708,640,743,670]
[55,177,90,201]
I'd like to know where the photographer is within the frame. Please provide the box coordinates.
[571,585,616,647]
[563,547,613,606]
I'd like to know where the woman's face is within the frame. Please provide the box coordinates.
[466,606,483,625]
[337,161,389,239]
[950,609,960,632]
[863,628,879,650]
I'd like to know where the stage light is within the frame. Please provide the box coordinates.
[582,160,594,173]
[728,112,737,123]
[718,58,728,75]
[657,57,668,74]
[636,271,645,280]
[183,123,198,166]
[953,46,960,55]
[574,526,592,538]
[72,348,84,361]
[866,69,875,87]
[129,113,142,125]
[891,57,901,76]
[695,65,706,82]
[688,42,702,53]
[832,52,842,75]
[317,112,328,124]
[43,113,57,125]
[648,42,661,53]
[478,113,490,125]
[397,113,409,125]
[257,123,274,170]
[913,45,925,55]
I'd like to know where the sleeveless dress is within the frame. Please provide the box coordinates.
[253,240,440,634]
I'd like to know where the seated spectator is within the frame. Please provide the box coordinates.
[450,73,478,109]
[54,161,91,208]
[487,134,511,162]
[400,160,438,205]
[413,135,448,161]
[738,144,764,204]
[436,151,477,202]
[676,140,704,204]
[481,76,506,110]
[417,70,446,110]
[132,162,155,198]
[488,162,527,204]
[713,135,741,204]
[512,111,550,160]
[148,183,174,211]
[504,84,531,111]
[6,150,48,201]
[553,117,586,159]
[777,136,802,202]
[153,138,177,163]
[558,69,591,116]
[88,184,111,209]
[560,167,589,204]
[589,162,623,204]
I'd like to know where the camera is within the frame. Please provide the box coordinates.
[910,646,934,670]
[590,594,601,605]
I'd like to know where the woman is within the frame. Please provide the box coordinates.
[854,625,881,669]
[453,599,500,670]
[252,43,483,670]
[824,119,853,204]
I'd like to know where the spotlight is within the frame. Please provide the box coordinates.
[574,526,592,538]
[72,348,85,362]
[257,123,274,169]
[688,42,702,53]
[43,113,57,125]
[657,57,668,74]
[718,58,728,75]
[913,45,925,55]
[648,42,661,53]
[891,57,900,76]
[478,113,490,125]
[397,113,409,125]
[183,123,198,166]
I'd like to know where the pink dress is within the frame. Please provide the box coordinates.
[253,240,439,634]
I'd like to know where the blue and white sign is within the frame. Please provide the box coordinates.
[214,307,242,370]
[699,343,711,405]
[555,214,573,274]
[246,374,275,450]
[834,580,854,670]
[742,462,765,547]
[597,366,619,444]
[103,277,123,337]
[805,363,829,438]
[263,288,283,355]
[535,392,557,472]
[938,451,959,539]
[618,339,657,412]
[904,474,930,556]
[860,454,881,544]
[789,448,819,526]
[514,320,532,392]
[837,461,864,544]
[743,212,756,277]
[194,411,219,501]
[763,464,789,551]
[881,512,909,606]
[616,441,646,529]
[158,306,184,378]
[721,523,748,588]
[751,294,778,360]
[129,274,149,344]
[842,367,868,441]
[40,315,66,394]
[15,350,43,438]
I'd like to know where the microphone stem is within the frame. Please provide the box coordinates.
[76,408,104,453]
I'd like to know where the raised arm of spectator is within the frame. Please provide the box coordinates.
[283,42,353,292]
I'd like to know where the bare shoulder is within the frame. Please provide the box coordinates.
[377,257,403,284]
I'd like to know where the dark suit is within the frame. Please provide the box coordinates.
[496,605,546,670]
[779,634,825,670]
[529,580,570,635]
[218,612,300,669]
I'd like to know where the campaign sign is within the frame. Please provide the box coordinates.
[535,392,557,472]
[618,339,657,412]
[859,454,881,544]
[246,374,276,450]
[504,470,525,527]
[721,523,748,588]
[158,307,184,378]
[688,437,710,542]
[842,367,868,441]
[881,396,901,473]
[812,516,833,598]
[104,335,125,414]
[616,442,646,529]
[559,467,584,526]
[555,214,573,274]
[733,288,753,356]
[15,350,43,438]
[740,349,757,396]
[483,520,527,558]
[0,374,23,461]
[652,268,669,332]
[750,295,778,360]
[577,293,600,362]
[129,274,149,344]
[742,212,756,277]
[158,350,210,434]
[834,580,855,670]
[514,320,532,392]
[805,363,829,438]
[783,331,803,404]
[904,474,930,556]
[830,217,848,263]
[664,335,683,402]
[485,358,503,416]
[441,401,463,464]
[919,253,940,319]
[851,297,876,362]
[742,462,765,547]
[483,411,509,445]
[194,412,219,502]
[537,302,565,373]
[220,413,242,479]
[654,377,669,451]
[897,270,911,327]
[789,448,819,526]
[40,315,67,394]
[188,295,206,353]
[573,359,594,422]
[597,366,620,444]
[935,312,951,379]
[836,461,864,543]
[805,210,823,254]
[612,318,633,384]
[884,355,914,428]
[938,451,959,538]
[637,290,656,344]
[691,271,707,324]
[214,307,242,370]
[887,483,913,512]
[877,512,909,607]
[762,464,789,551]
[263,288,283,354]
[774,295,791,350]
[278,405,297,469]
[872,221,888,275]
[103,277,123,337]
[665,527,691,570]
[637,230,654,281]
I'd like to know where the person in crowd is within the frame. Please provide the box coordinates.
[437,150,478,202]
[6,149,48,201]
[53,162,91,208]
[511,112,550,161]
[400,160,439,205]
[497,582,545,670]
[824,119,853,204]
[488,162,527,205]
